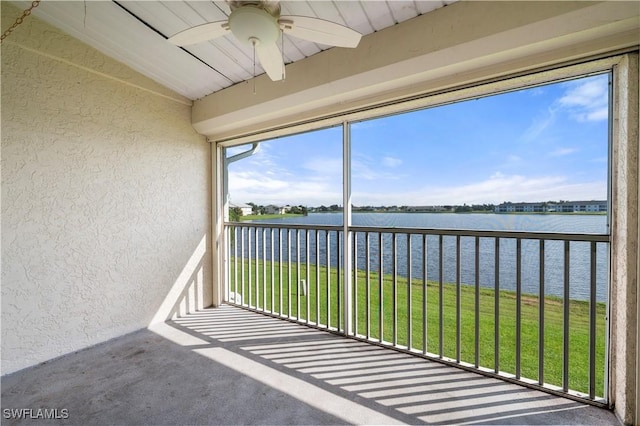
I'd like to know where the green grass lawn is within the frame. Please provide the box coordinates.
[227,257,606,397]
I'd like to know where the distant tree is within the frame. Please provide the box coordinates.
[229,207,242,222]
[289,205,308,215]
[329,204,340,211]
[319,205,329,212]
[455,204,472,213]
[248,202,259,215]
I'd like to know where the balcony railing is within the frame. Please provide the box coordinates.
[223,222,610,405]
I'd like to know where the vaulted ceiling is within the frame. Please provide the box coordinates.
[9,1,638,140]
[16,1,454,100]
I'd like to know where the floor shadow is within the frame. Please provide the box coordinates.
[0,327,350,425]
[166,305,619,425]
[1,305,620,425]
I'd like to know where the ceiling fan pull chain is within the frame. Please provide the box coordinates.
[1,0,41,44]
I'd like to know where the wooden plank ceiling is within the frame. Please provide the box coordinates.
[18,1,454,100]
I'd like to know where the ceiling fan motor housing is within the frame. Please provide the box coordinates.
[229,5,280,46]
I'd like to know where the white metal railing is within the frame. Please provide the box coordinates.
[223,221,610,405]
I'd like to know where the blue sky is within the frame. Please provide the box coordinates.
[228,73,609,207]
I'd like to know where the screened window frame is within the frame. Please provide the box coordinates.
[214,53,638,410]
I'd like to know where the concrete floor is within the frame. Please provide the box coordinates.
[2,305,620,425]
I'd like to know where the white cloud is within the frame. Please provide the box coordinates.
[558,77,609,122]
[382,156,402,168]
[354,172,606,206]
[302,158,342,175]
[520,108,556,142]
[228,170,341,206]
[352,155,404,181]
[519,75,608,143]
[585,107,608,122]
[550,147,578,157]
[229,171,290,192]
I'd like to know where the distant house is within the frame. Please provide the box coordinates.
[556,201,608,213]
[229,202,253,216]
[495,201,607,213]
[264,205,290,215]
[496,201,548,213]
[494,202,518,213]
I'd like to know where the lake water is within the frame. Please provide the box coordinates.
[241,213,609,302]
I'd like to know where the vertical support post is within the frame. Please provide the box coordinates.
[539,239,545,385]
[407,234,412,350]
[263,228,267,310]
[439,235,444,358]
[306,229,310,324]
[256,228,260,309]
[287,228,291,318]
[379,233,384,342]
[609,54,638,423]
[475,236,480,368]
[494,238,500,373]
[589,241,597,399]
[326,231,331,328]
[353,232,358,334]
[392,232,398,346]
[563,240,570,392]
[516,238,522,379]
[296,230,301,320]
[279,228,283,315]
[337,231,341,331]
[423,234,428,355]
[233,227,238,301]
[225,226,231,304]
[343,122,353,335]
[212,142,225,307]
[336,231,342,331]
[270,228,274,312]
[456,235,461,363]
[316,229,321,325]
[365,232,371,339]
[248,228,253,307]
[241,227,246,306]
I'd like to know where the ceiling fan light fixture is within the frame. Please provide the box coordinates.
[229,6,280,46]
[168,1,362,82]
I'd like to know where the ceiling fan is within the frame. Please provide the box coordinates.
[168,1,362,81]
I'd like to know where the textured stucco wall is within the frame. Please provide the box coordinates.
[609,53,640,426]
[1,3,211,375]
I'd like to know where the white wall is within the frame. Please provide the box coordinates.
[1,3,211,375]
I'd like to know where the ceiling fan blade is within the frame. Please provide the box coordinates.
[256,42,285,81]
[168,21,229,46]
[279,16,361,48]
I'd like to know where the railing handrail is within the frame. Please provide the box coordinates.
[226,221,341,232]
[225,221,610,242]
